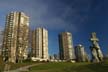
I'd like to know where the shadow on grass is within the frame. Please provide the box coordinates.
[86,63,108,72]
[63,62,108,72]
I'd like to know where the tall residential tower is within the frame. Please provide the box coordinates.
[2,12,29,63]
[59,32,75,61]
[75,44,89,62]
[31,28,48,61]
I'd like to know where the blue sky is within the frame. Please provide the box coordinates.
[0,0,108,57]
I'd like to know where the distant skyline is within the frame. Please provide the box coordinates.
[0,0,108,57]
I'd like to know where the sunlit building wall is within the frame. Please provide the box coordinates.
[2,12,29,63]
[59,32,75,61]
[31,28,48,60]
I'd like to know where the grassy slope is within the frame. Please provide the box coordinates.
[1,57,108,72]
[0,57,39,71]
[9,61,40,70]
[29,62,108,72]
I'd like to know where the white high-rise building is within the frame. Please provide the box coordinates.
[75,44,89,62]
[31,28,48,61]
[2,12,29,63]
[59,32,75,61]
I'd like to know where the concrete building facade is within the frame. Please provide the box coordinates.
[75,44,89,62]
[2,12,29,63]
[59,32,75,61]
[31,28,48,61]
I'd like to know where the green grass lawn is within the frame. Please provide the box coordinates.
[29,62,108,72]
[9,61,35,70]
[1,57,108,72]
[8,60,42,70]
[0,57,40,71]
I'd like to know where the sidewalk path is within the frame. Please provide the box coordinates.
[4,63,43,72]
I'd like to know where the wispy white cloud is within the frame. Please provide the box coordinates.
[0,0,77,32]
[0,0,92,33]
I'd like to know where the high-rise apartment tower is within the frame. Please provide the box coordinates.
[2,12,29,63]
[59,32,75,61]
[31,28,48,61]
[75,44,89,62]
